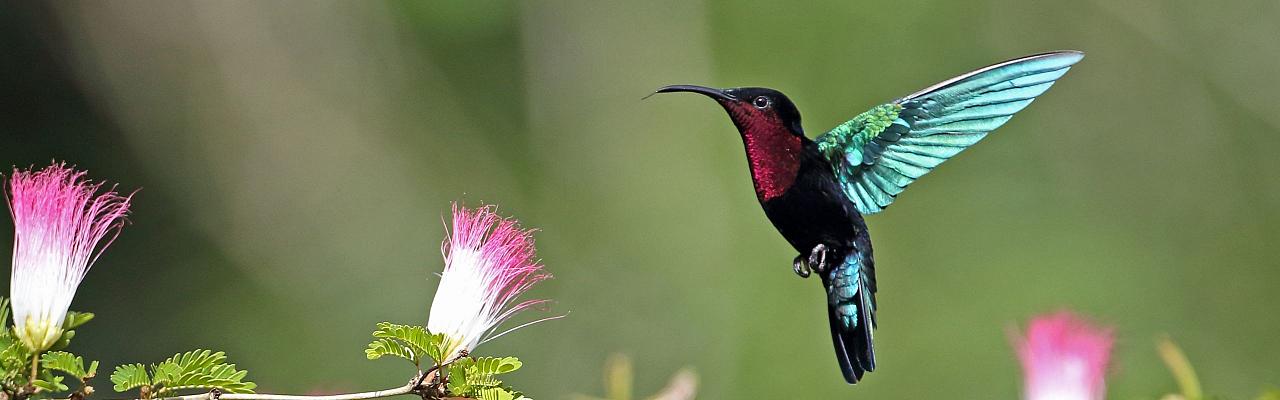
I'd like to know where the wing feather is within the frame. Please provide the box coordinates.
[815,51,1083,214]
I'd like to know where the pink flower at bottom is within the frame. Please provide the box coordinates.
[1014,311,1114,400]
[6,163,133,352]
[426,204,558,360]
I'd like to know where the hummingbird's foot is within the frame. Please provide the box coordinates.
[808,243,829,274]
[792,254,811,278]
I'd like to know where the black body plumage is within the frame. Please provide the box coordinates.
[762,140,877,382]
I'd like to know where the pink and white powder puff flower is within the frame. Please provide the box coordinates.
[427,204,560,360]
[1013,311,1115,400]
[6,163,133,352]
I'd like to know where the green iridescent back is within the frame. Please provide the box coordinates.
[815,51,1084,215]
[816,103,903,170]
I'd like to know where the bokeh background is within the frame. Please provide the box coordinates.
[2,1,1278,398]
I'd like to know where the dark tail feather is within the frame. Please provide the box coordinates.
[827,285,876,384]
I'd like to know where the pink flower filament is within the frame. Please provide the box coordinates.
[427,204,556,359]
[1015,311,1114,400]
[7,163,133,352]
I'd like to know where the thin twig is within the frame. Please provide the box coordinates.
[146,382,417,400]
[28,353,39,384]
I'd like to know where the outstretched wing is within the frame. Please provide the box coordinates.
[815,51,1084,215]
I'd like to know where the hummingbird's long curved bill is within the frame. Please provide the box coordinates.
[645,84,735,101]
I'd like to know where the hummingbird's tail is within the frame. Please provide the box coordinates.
[825,252,877,384]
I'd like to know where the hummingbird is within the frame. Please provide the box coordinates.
[653,51,1083,384]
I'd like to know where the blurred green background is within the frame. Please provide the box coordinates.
[1,1,1277,398]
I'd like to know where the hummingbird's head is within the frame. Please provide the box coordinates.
[651,85,804,138]
[651,85,807,201]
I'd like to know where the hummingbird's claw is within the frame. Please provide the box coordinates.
[809,243,829,274]
[792,254,811,278]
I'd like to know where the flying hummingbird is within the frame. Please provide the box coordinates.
[653,51,1083,384]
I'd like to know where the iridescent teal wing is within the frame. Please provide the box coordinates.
[815,51,1084,215]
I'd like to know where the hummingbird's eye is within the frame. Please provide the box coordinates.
[752,96,771,109]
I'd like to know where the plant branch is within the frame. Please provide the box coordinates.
[101,350,480,400]
[102,378,474,400]
[412,350,467,390]
[124,382,425,400]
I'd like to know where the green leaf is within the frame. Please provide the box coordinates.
[446,362,470,395]
[112,350,256,396]
[41,351,96,379]
[476,357,522,375]
[365,338,417,362]
[51,329,75,350]
[469,357,521,388]
[445,357,523,398]
[32,376,69,392]
[0,297,10,328]
[0,335,26,363]
[150,349,221,387]
[110,363,151,392]
[366,322,447,366]
[63,312,94,330]
[150,349,256,395]
[507,387,531,400]
[0,333,32,383]
[475,387,517,400]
